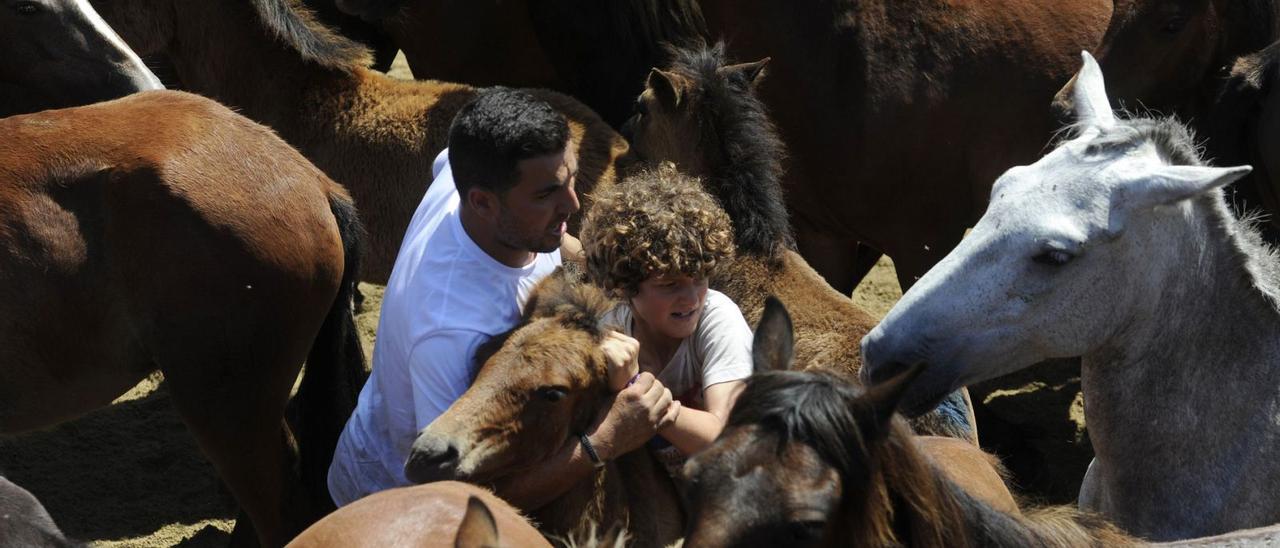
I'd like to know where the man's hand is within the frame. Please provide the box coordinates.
[586,372,681,460]
[600,330,640,392]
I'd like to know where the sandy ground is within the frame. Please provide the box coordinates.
[0,54,1090,545]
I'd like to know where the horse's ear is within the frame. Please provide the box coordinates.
[1072,51,1116,132]
[719,57,771,87]
[648,68,683,108]
[455,495,500,548]
[752,296,794,373]
[856,363,925,442]
[1113,164,1252,224]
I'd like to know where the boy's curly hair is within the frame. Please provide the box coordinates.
[581,164,736,298]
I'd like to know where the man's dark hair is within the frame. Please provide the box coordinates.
[448,88,570,196]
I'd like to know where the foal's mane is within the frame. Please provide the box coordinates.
[667,42,795,258]
[249,0,373,72]
[472,266,614,369]
[732,371,1134,547]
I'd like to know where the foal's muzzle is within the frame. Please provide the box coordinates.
[404,433,460,484]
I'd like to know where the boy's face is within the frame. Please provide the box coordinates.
[494,145,579,254]
[631,274,709,341]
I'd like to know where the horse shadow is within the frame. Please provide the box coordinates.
[0,380,236,545]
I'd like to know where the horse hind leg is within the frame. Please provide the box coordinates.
[158,343,314,547]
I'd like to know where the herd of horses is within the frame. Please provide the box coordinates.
[8,0,1280,546]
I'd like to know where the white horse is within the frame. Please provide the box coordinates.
[861,52,1280,542]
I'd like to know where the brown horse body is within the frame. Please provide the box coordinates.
[90,0,630,283]
[698,0,1112,291]
[625,43,974,441]
[333,0,706,127]
[682,301,1134,547]
[288,481,551,547]
[0,90,366,546]
[404,271,683,548]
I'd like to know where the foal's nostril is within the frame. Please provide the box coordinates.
[403,434,460,484]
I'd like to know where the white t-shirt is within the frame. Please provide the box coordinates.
[599,289,753,471]
[328,149,561,506]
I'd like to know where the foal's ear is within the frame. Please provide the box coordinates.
[455,495,500,548]
[719,57,771,87]
[647,68,683,108]
[857,363,926,441]
[752,296,795,373]
[1072,51,1116,132]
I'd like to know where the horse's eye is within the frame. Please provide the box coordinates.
[635,99,649,117]
[1032,249,1074,266]
[14,1,42,15]
[537,387,568,403]
[1162,15,1189,34]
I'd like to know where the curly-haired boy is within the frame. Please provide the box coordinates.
[580,164,753,471]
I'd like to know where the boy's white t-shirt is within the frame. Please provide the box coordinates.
[327,149,560,506]
[599,288,753,472]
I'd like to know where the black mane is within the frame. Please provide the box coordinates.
[727,370,866,477]
[669,42,796,257]
[250,0,373,72]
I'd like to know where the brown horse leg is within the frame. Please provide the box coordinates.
[793,218,865,295]
[161,355,310,548]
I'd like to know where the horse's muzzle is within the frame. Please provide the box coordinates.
[404,433,460,484]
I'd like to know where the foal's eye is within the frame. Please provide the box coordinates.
[14,1,41,15]
[537,387,568,403]
[635,99,649,117]
[1032,249,1074,266]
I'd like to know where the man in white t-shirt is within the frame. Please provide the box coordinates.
[328,89,674,507]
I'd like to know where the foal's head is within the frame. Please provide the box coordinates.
[404,269,615,485]
[682,298,935,547]
[624,41,770,177]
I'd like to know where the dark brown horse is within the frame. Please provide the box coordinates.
[331,0,706,127]
[287,481,553,547]
[0,0,162,116]
[695,0,1113,292]
[624,43,975,442]
[0,475,76,547]
[403,269,684,548]
[89,0,631,283]
[0,90,366,546]
[681,298,1135,547]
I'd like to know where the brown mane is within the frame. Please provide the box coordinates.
[249,0,372,71]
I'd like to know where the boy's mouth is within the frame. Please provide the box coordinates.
[671,309,696,320]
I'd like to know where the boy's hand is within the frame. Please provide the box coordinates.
[600,330,640,392]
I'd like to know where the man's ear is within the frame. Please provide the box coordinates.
[466,187,501,221]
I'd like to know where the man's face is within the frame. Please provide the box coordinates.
[494,146,580,254]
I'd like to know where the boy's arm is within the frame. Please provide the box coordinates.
[657,380,745,455]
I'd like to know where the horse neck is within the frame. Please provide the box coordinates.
[166,0,348,131]
[532,448,680,547]
[1082,193,1280,486]
[851,437,1134,547]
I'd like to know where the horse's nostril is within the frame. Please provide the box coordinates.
[403,435,460,484]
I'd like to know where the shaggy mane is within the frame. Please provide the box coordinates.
[250,0,373,72]
[667,42,796,257]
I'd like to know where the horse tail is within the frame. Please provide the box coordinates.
[297,185,369,511]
